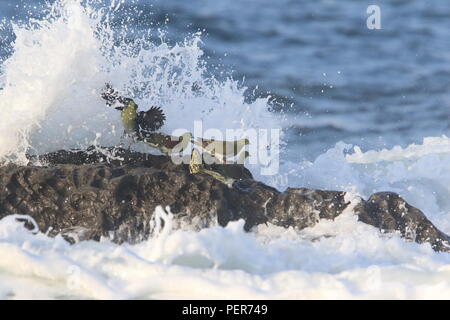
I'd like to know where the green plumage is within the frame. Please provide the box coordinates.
[120,101,138,135]
[101,84,166,141]
[101,84,250,185]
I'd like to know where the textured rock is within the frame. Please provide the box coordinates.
[0,147,449,252]
[355,192,450,252]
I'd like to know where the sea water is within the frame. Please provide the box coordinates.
[0,0,450,299]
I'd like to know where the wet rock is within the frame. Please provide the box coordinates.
[355,192,450,252]
[267,188,349,229]
[0,147,448,252]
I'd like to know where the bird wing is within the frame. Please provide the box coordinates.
[193,138,248,158]
[137,106,166,136]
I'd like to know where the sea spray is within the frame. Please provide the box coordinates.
[1,0,450,300]
[0,0,281,180]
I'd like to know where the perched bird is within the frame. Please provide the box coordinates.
[193,137,249,163]
[101,84,195,156]
[189,148,249,185]
[101,84,251,185]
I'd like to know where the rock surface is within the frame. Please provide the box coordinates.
[0,147,449,252]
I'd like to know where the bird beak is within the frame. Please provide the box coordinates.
[115,106,124,111]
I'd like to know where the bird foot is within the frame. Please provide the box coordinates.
[189,149,202,174]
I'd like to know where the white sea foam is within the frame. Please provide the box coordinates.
[289,139,450,234]
[0,0,280,167]
[1,201,450,299]
[1,0,450,299]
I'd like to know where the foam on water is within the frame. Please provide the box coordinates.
[1,200,450,299]
[0,0,280,168]
[287,137,450,234]
[1,0,450,299]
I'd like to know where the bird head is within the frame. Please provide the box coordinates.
[237,138,250,146]
[115,98,137,111]
[182,132,193,140]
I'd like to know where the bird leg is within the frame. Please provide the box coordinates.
[188,148,236,185]
[189,148,202,174]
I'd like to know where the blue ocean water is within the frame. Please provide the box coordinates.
[1,0,450,160]
[2,1,450,300]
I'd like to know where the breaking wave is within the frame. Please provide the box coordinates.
[0,0,280,169]
[1,0,450,299]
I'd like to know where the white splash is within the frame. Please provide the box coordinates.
[1,205,450,299]
[0,0,280,167]
[1,0,450,300]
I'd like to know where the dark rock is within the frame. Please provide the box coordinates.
[355,192,450,252]
[0,147,448,253]
[267,188,349,229]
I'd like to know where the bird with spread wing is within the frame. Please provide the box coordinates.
[101,84,249,184]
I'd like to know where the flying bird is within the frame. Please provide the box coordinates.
[101,84,166,141]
